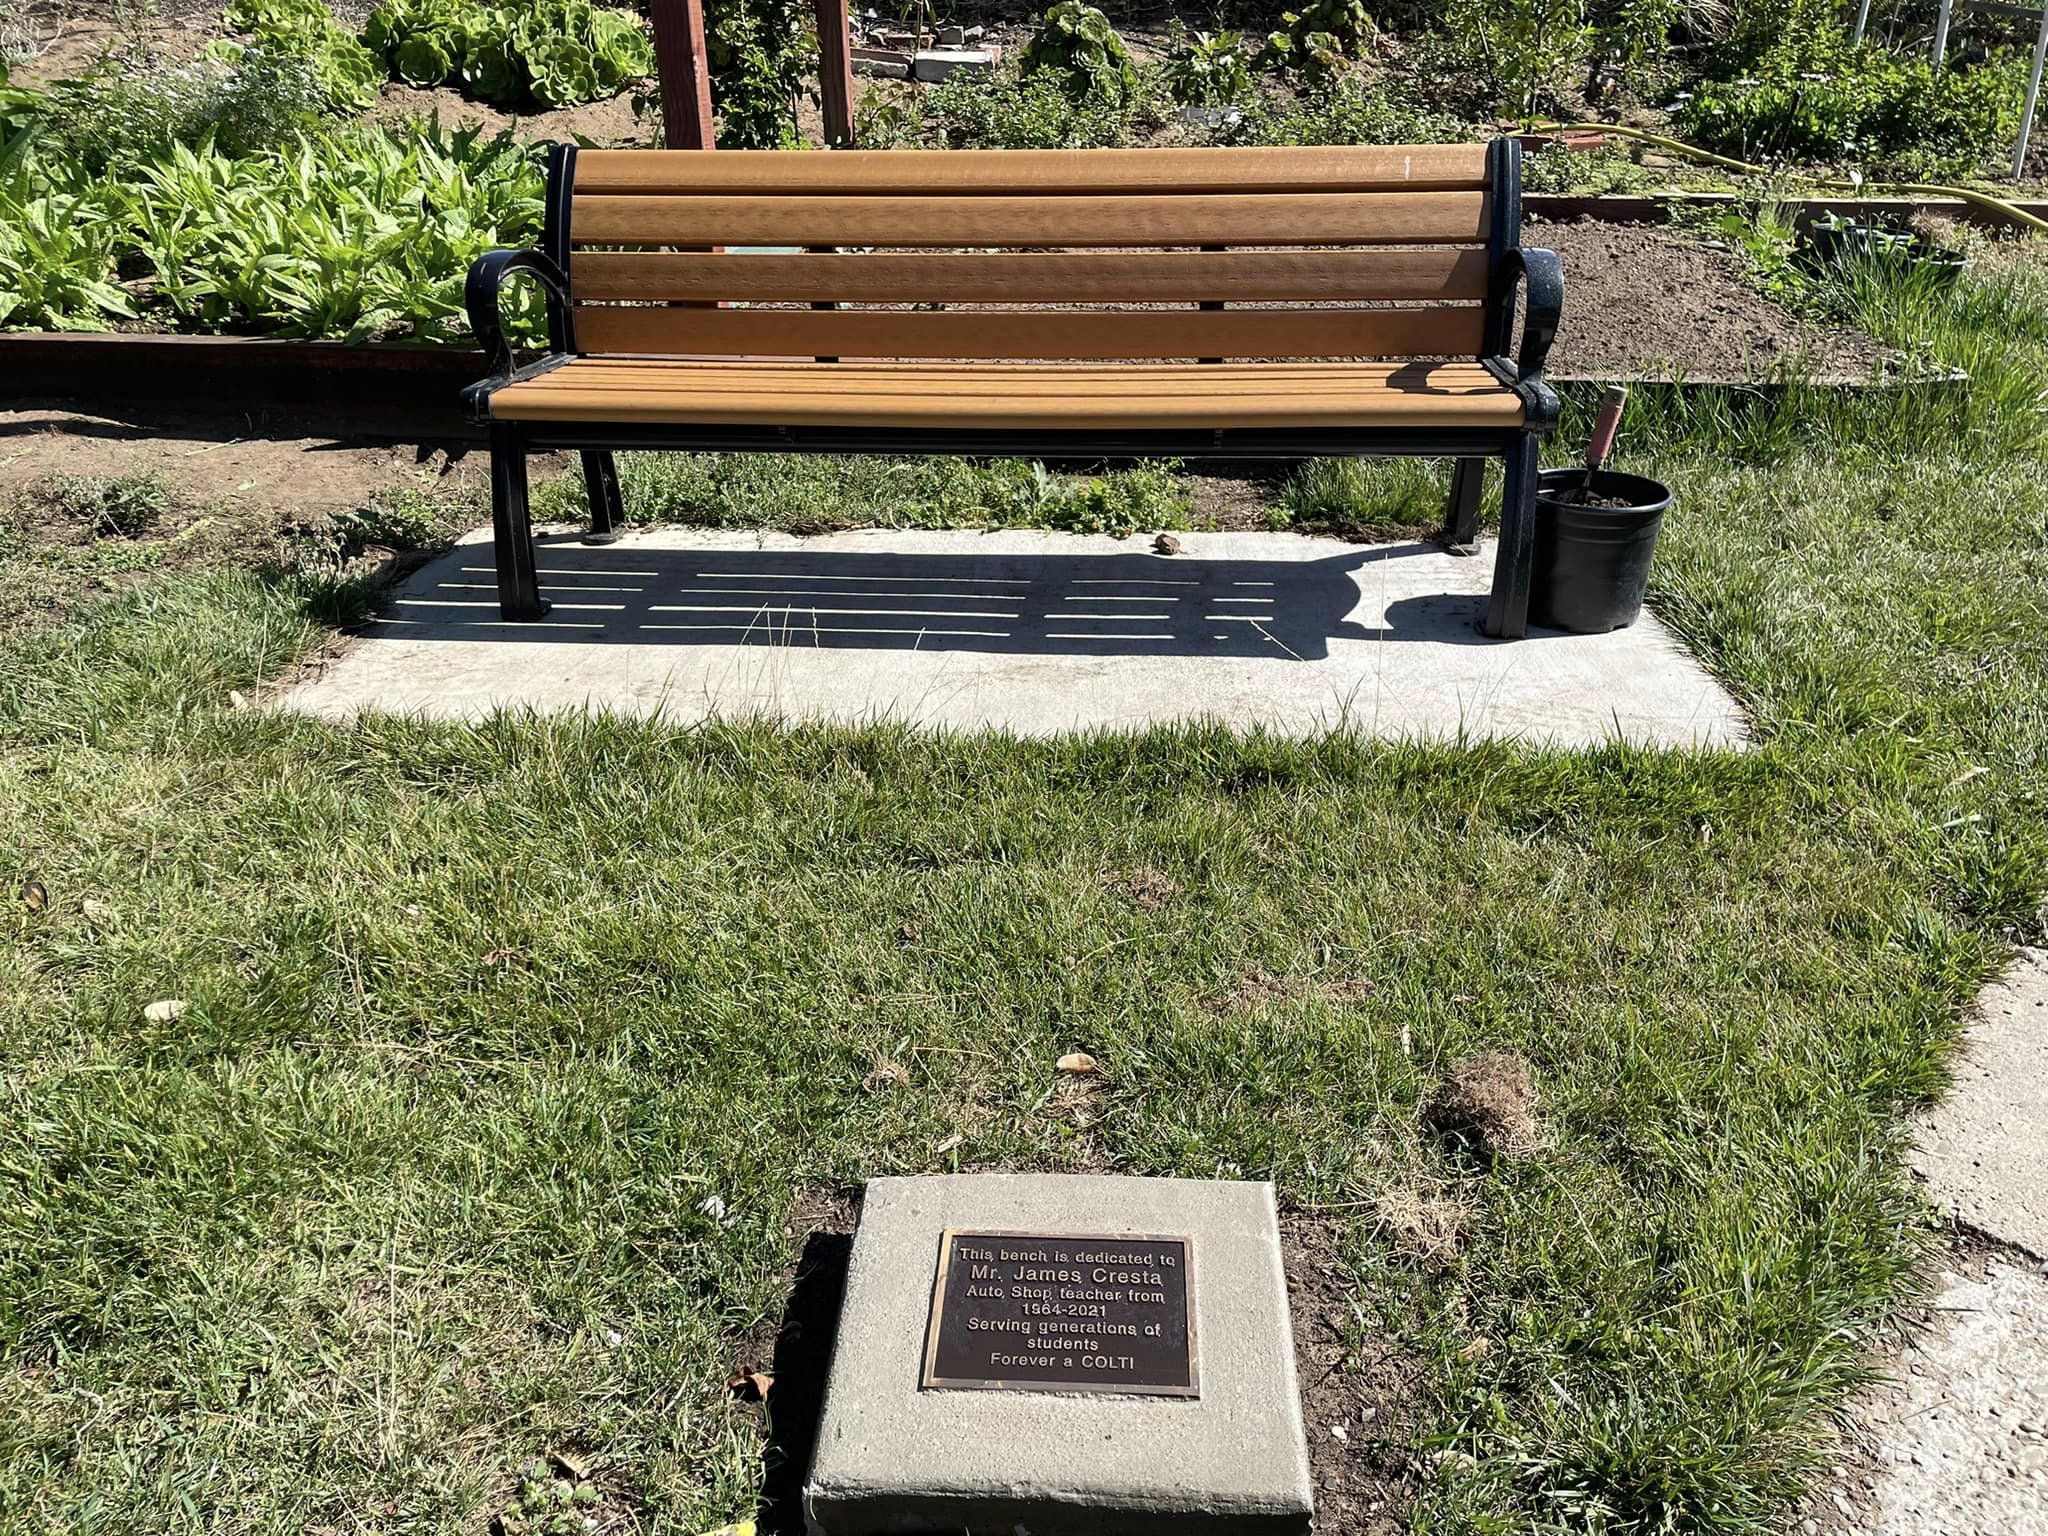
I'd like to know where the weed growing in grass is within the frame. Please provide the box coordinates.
[535,452,1195,537]
[45,472,179,539]
[1271,456,1454,537]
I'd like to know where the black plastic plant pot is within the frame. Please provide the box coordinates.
[1531,468,1672,634]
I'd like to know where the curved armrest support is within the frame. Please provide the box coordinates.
[1490,247,1564,382]
[465,248,572,381]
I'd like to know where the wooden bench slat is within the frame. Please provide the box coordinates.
[490,359,1522,429]
[570,305,1485,361]
[570,248,1494,304]
[569,192,1491,248]
[531,362,1509,396]
[571,145,1491,196]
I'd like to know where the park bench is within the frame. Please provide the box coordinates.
[463,139,1562,637]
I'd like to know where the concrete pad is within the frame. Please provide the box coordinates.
[804,1174,1311,1536]
[281,528,1747,746]
[1849,1260,2048,1536]
[1914,948,2048,1259]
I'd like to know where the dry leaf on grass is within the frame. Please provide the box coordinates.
[548,1448,595,1480]
[18,880,46,913]
[725,1365,773,1402]
[143,999,189,1024]
[1056,1051,1097,1074]
[862,1057,911,1092]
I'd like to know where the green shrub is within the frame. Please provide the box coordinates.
[916,63,1157,149]
[1164,24,1255,108]
[216,0,384,110]
[47,474,179,539]
[703,0,814,147]
[1231,73,1467,147]
[1033,461,1194,537]
[361,0,654,110]
[1021,2,1142,106]
[1259,0,1377,84]
[1676,33,2023,174]
[1438,0,1591,116]
[0,113,544,343]
[41,45,329,172]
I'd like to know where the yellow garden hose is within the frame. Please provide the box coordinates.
[1521,120,2048,237]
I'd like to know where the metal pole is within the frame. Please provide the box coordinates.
[815,0,856,147]
[1853,0,1872,43]
[648,0,715,149]
[1932,0,1954,60]
[2016,0,2048,180]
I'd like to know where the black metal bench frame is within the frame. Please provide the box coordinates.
[463,138,1562,638]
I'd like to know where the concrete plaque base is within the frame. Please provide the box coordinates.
[803,1174,1312,1535]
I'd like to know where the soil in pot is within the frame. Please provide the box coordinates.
[1531,468,1671,634]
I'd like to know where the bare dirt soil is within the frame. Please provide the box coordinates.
[0,407,495,513]
[1537,218,1897,381]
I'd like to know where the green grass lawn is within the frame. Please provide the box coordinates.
[2,244,2046,1535]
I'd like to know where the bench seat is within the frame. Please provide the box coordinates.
[486,360,1526,431]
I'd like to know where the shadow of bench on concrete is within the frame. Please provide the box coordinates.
[372,537,1524,659]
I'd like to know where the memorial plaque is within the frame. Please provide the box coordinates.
[920,1229,1198,1396]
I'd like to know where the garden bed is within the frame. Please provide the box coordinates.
[1537,218,1898,382]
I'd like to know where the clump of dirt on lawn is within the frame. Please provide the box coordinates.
[1424,1050,1544,1160]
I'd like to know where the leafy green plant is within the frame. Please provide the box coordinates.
[917,62,1156,149]
[361,0,654,110]
[216,0,383,110]
[42,44,330,171]
[698,0,813,147]
[1439,0,1591,117]
[1164,24,1255,108]
[1260,0,1376,80]
[1230,72,1466,147]
[118,118,546,342]
[1676,32,2023,175]
[47,474,179,539]
[1021,2,1142,106]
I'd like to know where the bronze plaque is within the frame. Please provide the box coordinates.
[920,1229,1198,1396]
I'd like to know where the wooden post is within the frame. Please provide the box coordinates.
[2015,0,2048,180]
[648,0,715,149]
[816,0,856,147]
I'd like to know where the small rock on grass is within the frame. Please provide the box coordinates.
[1056,1051,1097,1074]
[143,999,189,1023]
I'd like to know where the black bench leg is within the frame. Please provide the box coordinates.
[1442,457,1485,554]
[490,423,549,621]
[581,450,625,546]
[1482,435,1539,639]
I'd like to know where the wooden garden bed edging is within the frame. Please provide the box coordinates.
[1526,191,2048,232]
[1,333,486,437]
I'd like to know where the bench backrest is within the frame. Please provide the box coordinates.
[543,141,1524,365]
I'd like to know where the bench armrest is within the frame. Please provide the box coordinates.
[1489,247,1563,382]
[465,248,572,382]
